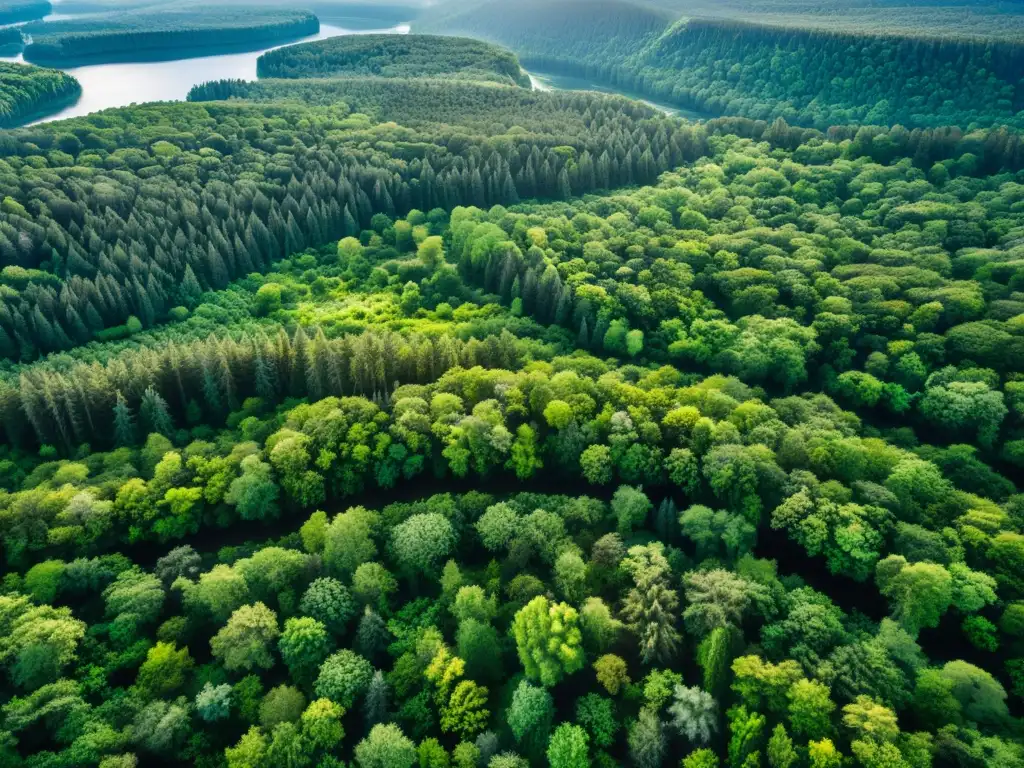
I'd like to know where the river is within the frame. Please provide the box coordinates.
[1,14,713,126]
[528,70,717,121]
[0,20,412,124]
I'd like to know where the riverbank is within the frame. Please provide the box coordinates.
[1,21,409,125]
[528,68,717,121]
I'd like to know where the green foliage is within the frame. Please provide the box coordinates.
[512,596,585,686]
[356,723,417,768]
[315,649,374,708]
[0,62,80,128]
[210,602,280,671]
[21,7,319,65]
[2,55,1023,768]
[547,723,589,768]
[258,34,531,87]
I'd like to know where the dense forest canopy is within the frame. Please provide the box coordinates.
[415,0,1024,131]
[427,0,1024,40]
[255,34,530,87]
[0,0,49,25]
[0,10,1023,768]
[0,61,81,129]
[20,6,320,65]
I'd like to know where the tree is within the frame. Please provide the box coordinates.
[302,697,345,752]
[365,670,389,730]
[511,596,584,686]
[104,568,165,625]
[155,545,202,585]
[211,602,280,672]
[391,513,457,576]
[457,618,501,683]
[508,424,543,479]
[440,680,490,740]
[324,506,378,576]
[299,577,357,635]
[935,660,1009,728]
[698,626,733,695]
[315,650,374,708]
[683,750,720,768]
[1,599,86,689]
[766,724,797,768]
[580,445,613,485]
[731,656,803,713]
[132,699,190,754]
[260,685,307,729]
[357,607,390,662]
[684,570,768,637]
[547,724,589,768]
[787,679,834,740]
[507,680,553,756]
[226,727,268,768]
[353,562,398,609]
[418,738,450,768]
[875,557,953,635]
[555,550,587,604]
[475,502,521,552]
[628,707,666,768]
[452,586,497,624]
[727,706,765,768]
[575,693,618,749]
[135,641,193,697]
[841,696,899,743]
[196,682,233,722]
[176,563,249,623]
[807,739,842,768]
[226,455,280,521]
[279,617,333,683]
[612,485,652,535]
[579,597,622,654]
[24,560,64,604]
[621,543,681,664]
[668,685,718,746]
[594,654,630,695]
[355,724,417,768]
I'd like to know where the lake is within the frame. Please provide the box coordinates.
[0,20,411,124]
[1,17,715,126]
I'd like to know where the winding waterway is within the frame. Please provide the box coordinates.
[1,12,715,126]
[0,20,412,124]
[528,70,717,121]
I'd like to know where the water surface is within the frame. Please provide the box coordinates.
[1,21,410,124]
[529,70,717,121]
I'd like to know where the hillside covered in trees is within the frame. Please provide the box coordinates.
[0,0,49,25]
[20,6,320,65]
[416,0,1024,131]
[0,61,81,128]
[1,16,1024,768]
[256,34,530,86]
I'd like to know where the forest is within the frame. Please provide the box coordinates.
[255,35,530,87]
[20,7,320,65]
[1,11,1024,768]
[416,0,1024,131]
[0,0,49,25]
[428,0,1024,40]
[0,62,81,129]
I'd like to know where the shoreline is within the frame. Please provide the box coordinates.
[21,18,320,67]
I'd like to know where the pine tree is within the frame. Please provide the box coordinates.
[364,670,389,731]
[113,391,136,447]
[577,318,590,350]
[140,386,174,437]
